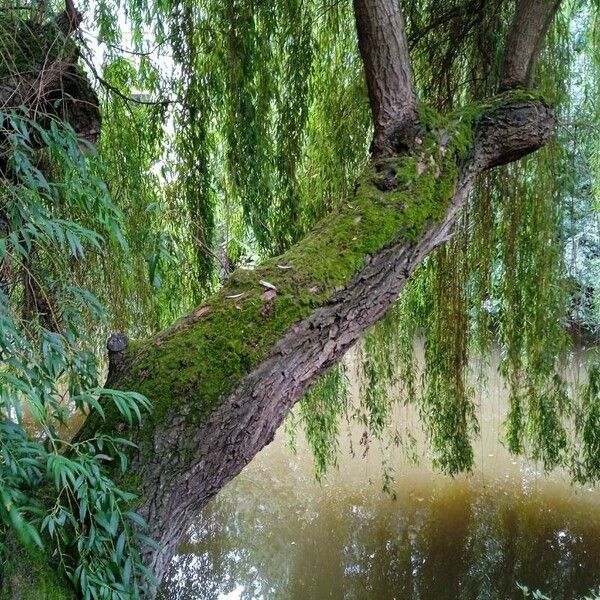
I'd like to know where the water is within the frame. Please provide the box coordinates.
[158,355,600,600]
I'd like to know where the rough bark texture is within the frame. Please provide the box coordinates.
[467,99,557,172]
[500,0,562,90]
[353,0,417,156]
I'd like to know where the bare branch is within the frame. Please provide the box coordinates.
[500,0,562,90]
[353,0,417,156]
[80,52,174,107]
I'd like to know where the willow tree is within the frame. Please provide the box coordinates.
[0,0,599,598]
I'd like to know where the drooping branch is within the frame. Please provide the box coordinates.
[353,0,417,156]
[500,0,562,90]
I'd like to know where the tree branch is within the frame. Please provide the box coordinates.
[72,93,555,591]
[0,16,100,156]
[467,96,555,172]
[79,52,174,107]
[0,4,560,598]
[500,0,562,90]
[353,0,417,156]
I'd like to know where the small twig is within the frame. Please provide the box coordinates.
[192,234,234,277]
[81,28,170,58]
[79,53,174,107]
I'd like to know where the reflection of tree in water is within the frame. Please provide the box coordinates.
[158,479,600,600]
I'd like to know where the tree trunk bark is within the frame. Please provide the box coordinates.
[0,14,100,154]
[500,0,562,90]
[73,93,556,588]
[353,0,417,156]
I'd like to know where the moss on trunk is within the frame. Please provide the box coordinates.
[84,107,467,447]
[0,536,74,600]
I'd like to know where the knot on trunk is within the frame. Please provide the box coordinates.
[107,332,129,378]
[468,97,556,174]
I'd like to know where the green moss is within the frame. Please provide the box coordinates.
[0,15,76,80]
[0,538,74,600]
[96,127,459,449]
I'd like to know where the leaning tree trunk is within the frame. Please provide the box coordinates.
[84,92,555,588]
[2,0,561,597]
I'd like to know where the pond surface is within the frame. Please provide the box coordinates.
[158,356,600,600]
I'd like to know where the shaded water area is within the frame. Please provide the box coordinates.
[158,356,600,600]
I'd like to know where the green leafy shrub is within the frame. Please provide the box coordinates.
[0,109,154,598]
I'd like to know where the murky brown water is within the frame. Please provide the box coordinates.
[158,354,600,600]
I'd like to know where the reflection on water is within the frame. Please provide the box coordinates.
[158,356,600,600]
